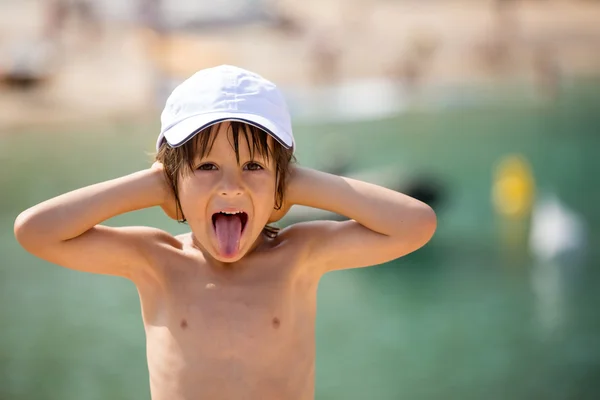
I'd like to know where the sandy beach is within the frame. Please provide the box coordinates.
[0,0,599,131]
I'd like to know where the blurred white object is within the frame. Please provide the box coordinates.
[529,193,587,338]
[286,78,409,123]
[2,38,58,81]
[528,193,587,263]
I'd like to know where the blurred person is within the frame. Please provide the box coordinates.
[44,0,102,44]
[138,0,164,33]
[14,65,436,400]
[388,32,439,98]
[494,0,520,39]
[0,0,97,92]
[0,37,57,91]
[389,53,419,94]
[267,0,305,36]
[308,26,343,85]
[477,0,521,75]
[136,0,172,107]
[533,42,561,101]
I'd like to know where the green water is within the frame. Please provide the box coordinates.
[1,82,599,399]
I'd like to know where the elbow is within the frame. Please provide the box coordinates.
[14,211,32,247]
[14,210,42,251]
[385,206,437,261]
[421,206,437,244]
[401,204,437,251]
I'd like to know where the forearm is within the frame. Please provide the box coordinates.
[288,167,435,236]
[15,169,165,243]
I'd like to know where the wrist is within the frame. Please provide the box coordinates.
[285,166,321,206]
[148,163,180,220]
[148,163,170,205]
[284,166,304,206]
[134,167,167,207]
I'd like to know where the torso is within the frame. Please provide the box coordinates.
[134,232,320,400]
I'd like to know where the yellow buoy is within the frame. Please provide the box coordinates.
[492,154,535,220]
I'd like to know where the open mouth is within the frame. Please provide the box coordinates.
[211,211,248,232]
[211,211,249,258]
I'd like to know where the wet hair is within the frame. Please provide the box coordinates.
[155,121,296,238]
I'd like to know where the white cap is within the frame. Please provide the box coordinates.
[157,65,294,152]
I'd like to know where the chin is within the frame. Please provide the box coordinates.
[211,245,249,263]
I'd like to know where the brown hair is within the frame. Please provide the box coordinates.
[155,121,296,237]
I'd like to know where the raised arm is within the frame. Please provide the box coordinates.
[285,167,437,273]
[14,165,175,279]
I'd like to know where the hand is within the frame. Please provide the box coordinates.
[151,162,180,220]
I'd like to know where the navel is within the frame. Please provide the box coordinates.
[180,318,188,329]
[272,317,280,329]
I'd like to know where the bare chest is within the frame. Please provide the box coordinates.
[144,258,318,353]
[137,246,320,399]
[171,274,310,339]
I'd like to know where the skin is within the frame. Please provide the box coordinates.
[14,122,437,400]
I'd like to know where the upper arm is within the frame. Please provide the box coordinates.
[289,215,436,274]
[15,222,174,279]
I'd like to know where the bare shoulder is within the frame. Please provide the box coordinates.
[128,227,190,270]
[151,231,206,268]
[172,231,197,251]
[137,226,184,249]
[277,220,334,241]
[274,221,338,272]
[275,221,324,248]
[277,219,344,254]
[124,226,183,258]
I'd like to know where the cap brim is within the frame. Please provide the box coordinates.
[157,112,294,152]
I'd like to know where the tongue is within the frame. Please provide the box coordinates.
[214,214,243,257]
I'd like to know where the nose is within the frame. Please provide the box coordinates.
[218,170,244,197]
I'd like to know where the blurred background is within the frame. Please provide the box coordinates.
[1,0,599,399]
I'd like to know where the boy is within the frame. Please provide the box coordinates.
[14,65,436,400]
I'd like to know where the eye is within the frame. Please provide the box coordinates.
[196,163,217,171]
[244,162,264,171]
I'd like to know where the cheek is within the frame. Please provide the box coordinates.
[178,175,211,212]
[247,174,276,205]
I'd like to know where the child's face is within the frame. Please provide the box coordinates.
[178,122,277,262]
